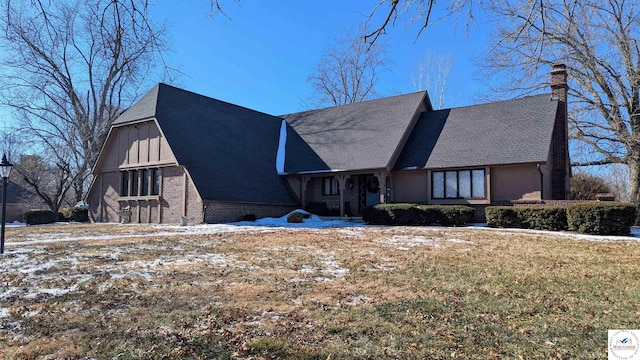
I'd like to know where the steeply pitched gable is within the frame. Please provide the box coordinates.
[113,83,299,205]
[394,94,559,170]
[282,92,429,173]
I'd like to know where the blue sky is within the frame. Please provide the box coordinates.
[154,1,495,115]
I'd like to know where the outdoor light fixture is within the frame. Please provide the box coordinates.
[0,154,13,254]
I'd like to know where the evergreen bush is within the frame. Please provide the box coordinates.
[25,210,57,225]
[68,207,89,222]
[567,202,636,235]
[363,204,474,226]
[485,207,523,228]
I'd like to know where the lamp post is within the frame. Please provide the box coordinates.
[0,154,13,254]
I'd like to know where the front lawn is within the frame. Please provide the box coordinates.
[0,224,638,359]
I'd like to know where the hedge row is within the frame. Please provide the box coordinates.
[66,207,89,222]
[486,202,636,235]
[567,202,636,235]
[25,210,57,225]
[25,207,90,225]
[485,206,567,231]
[363,204,474,226]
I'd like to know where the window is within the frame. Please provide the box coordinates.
[121,171,130,196]
[322,177,340,195]
[432,171,444,198]
[471,169,486,198]
[432,169,485,199]
[131,170,140,196]
[141,169,150,196]
[445,171,457,198]
[151,168,161,195]
[120,168,162,197]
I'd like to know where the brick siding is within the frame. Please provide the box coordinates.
[204,201,297,223]
[88,165,203,224]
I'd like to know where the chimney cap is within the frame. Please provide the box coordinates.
[552,63,567,72]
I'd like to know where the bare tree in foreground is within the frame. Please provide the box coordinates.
[484,0,640,206]
[0,0,167,215]
[308,29,389,107]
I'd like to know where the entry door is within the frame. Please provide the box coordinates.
[365,175,381,206]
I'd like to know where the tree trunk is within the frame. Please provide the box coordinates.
[628,157,640,224]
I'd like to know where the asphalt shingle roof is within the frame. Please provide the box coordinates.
[112,83,299,205]
[110,84,560,205]
[282,92,429,173]
[394,94,559,170]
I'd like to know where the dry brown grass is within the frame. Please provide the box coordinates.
[1,223,639,359]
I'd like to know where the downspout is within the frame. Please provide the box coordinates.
[537,164,544,200]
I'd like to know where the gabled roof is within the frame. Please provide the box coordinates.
[113,83,298,205]
[394,94,559,170]
[6,181,35,204]
[108,84,560,206]
[282,91,429,173]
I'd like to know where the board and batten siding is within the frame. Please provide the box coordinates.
[88,119,204,224]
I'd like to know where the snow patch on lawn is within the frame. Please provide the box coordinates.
[344,295,371,306]
[471,225,640,242]
[24,287,75,300]
[280,248,349,283]
[0,307,10,318]
[229,209,364,229]
[5,211,364,248]
[376,235,473,250]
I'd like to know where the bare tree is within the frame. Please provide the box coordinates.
[411,52,452,109]
[308,29,389,107]
[0,0,168,210]
[483,0,640,206]
[205,0,240,17]
[569,171,612,200]
[13,154,73,216]
[602,164,631,202]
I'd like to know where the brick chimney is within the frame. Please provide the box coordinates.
[550,63,570,199]
[551,63,568,103]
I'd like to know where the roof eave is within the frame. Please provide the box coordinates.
[422,160,549,171]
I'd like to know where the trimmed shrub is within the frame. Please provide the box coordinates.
[432,205,475,226]
[362,204,404,225]
[68,207,89,222]
[363,204,474,226]
[485,207,523,228]
[57,211,70,222]
[519,207,568,231]
[486,206,567,231]
[567,202,636,235]
[25,210,57,225]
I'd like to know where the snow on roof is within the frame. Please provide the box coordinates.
[276,120,287,175]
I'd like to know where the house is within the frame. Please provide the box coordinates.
[86,64,570,224]
[3,181,46,223]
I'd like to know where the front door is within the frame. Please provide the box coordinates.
[365,175,380,206]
